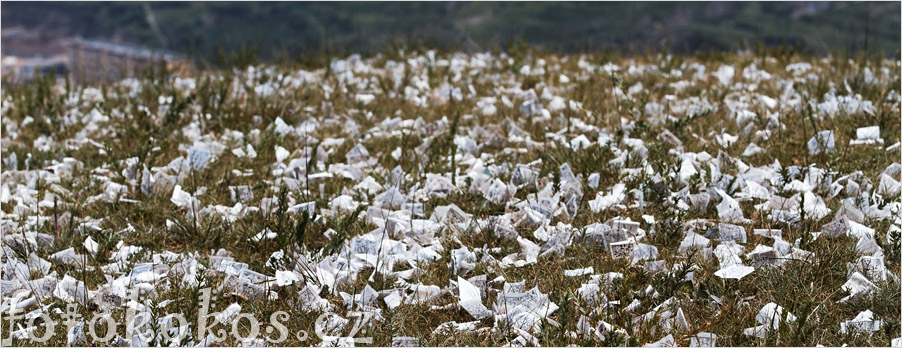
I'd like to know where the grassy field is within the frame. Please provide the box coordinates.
[1,48,900,346]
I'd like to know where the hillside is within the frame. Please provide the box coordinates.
[2,2,900,65]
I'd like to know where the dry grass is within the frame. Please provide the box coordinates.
[1,48,900,346]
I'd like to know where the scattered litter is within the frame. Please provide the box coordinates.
[1,50,897,347]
